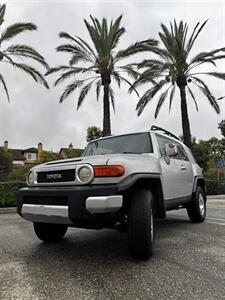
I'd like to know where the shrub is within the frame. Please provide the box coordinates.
[8,165,32,182]
[0,181,26,207]
[0,148,13,181]
[205,180,225,195]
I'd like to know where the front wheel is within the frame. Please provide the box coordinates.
[128,189,154,259]
[33,222,68,243]
[187,186,206,223]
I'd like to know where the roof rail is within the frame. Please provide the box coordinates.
[150,125,180,141]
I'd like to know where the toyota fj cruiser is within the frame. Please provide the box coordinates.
[18,126,206,259]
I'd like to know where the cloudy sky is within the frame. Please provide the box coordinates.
[1,0,225,152]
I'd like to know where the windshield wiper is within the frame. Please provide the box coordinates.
[121,151,141,154]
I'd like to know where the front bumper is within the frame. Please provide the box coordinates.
[18,184,123,226]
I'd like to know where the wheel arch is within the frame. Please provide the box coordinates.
[120,175,166,218]
[192,177,207,201]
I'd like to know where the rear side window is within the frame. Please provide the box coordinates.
[156,134,189,161]
[177,144,189,161]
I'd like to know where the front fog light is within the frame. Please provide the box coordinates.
[77,165,93,183]
[27,171,34,185]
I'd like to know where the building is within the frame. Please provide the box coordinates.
[59,143,84,159]
[2,141,43,165]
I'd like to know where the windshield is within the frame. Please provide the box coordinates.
[84,132,153,156]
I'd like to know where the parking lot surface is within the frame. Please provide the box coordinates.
[0,199,225,300]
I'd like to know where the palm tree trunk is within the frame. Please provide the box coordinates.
[102,83,111,136]
[179,85,192,149]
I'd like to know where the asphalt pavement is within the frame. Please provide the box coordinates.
[0,198,225,300]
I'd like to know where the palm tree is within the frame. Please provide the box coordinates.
[132,20,225,149]
[47,15,157,136]
[0,4,49,102]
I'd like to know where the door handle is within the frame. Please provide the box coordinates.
[180,164,186,171]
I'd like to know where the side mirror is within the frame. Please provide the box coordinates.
[165,143,178,157]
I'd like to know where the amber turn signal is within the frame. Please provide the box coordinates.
[93,165,125,177]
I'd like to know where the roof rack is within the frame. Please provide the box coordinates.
[150,125,180,141]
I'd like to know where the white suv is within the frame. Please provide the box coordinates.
[18,126,206,259]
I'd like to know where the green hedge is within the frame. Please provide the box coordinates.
[0,181,26,207]
[205,180,225,195]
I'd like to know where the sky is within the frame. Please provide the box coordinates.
[0,0,225,152]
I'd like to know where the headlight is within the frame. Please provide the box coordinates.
[27,171,35,185]
[77,165,93,183]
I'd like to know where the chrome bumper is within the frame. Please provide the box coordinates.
[86,195,123,213]
[21,204,73,224]
[21,195,123,224]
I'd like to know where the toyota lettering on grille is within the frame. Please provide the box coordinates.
[46,174,62,180]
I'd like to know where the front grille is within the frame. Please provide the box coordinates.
[37,169,75,183]
[23,196,68,206]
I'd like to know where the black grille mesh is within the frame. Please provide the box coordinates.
[23,196,68,206]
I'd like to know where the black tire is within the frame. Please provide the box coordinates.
[33,222,68,243]
[128,189,154,259]
[187,186,206,223]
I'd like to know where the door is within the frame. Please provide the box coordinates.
[155,134,190,201]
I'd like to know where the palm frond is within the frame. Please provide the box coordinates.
[187,86,198,111]
[112,71,121,88]
[4,44,49,69]
[186,20,208,52]
[114,39,158,62]
[59,32,96,58]
[46,65,75,76]
[59,80,85,103]
[138,59,166,69]
[0,73,10,102]
[77,80,95,109]
[108,15,124,50]
[136,80,167,116]
[131,68,160,90]
[118,75,139,97]
[96,79,101,101]
[203,72,225,80]
[169,84,176,112]
[191,76,220,113]
[109,86,115,112]
[0,4,6,26]
[119,65,140,79]
[57,44,94,63]
[154,85,172,118]
[54,68,94,86]
[12,62,49,88]
[0,23,37,43]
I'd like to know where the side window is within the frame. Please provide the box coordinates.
[177,144,189,161]
[156,135,173,156]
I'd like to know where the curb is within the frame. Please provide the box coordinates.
[0,207,17,214]
[207,195,225,200]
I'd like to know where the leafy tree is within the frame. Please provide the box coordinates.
[66,148,84,158]
[0,147,13,181]
[207,137,225,160]
[39,151,62,163]
[47,15,157,136]
[192,139,210,170]
[86,126,102,142]
[0,3,49,102]
[133,20,225,149]
[218,120,225,137]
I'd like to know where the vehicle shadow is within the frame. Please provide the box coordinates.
[20,216,195,298]
[25,215,191,263]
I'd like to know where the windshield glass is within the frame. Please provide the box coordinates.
[84,132,153,156]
